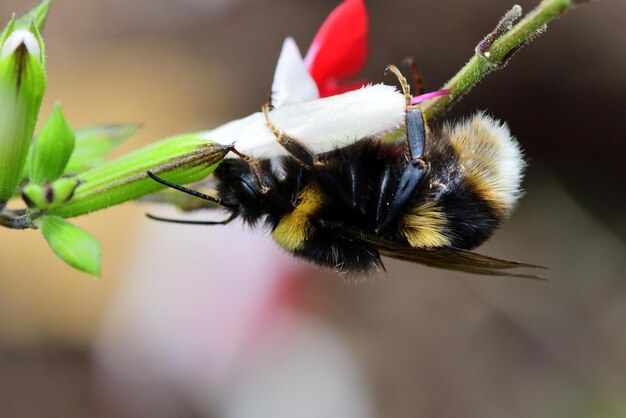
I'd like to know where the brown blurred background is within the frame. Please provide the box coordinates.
[0,1,624,417]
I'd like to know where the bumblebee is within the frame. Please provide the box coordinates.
[148,66,543,278]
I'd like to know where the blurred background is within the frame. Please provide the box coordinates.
[0,0,624,417]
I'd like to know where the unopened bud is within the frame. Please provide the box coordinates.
[0,22,46,207]
[29,104,76,184]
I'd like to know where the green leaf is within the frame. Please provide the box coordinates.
[65,124,141,173]
[0,26,46,207]
[38,216,101,277]
[29,103,76,184]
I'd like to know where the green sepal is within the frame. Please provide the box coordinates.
[65,124,141,173]
[38,216,101,277]
[0,27,46,206]
[0,18,16,51]
[29,104,76,184]
[14,0,52,33]
[21,183,47,208]
[49,178,81,206]
[28,21,46,68]
[22,178,82,209]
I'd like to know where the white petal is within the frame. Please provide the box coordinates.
[200,84,405,159]
[0,29,41,61]
[270,37,319,109]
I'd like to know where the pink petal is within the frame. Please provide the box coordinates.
[305,0,369,96]
[411,89,451,105]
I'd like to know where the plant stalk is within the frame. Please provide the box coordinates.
[422,0,585,120]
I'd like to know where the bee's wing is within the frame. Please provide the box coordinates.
[376,243,546,280]
[342,231,546,279]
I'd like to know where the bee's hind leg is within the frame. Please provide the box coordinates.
[377,97,429,231]
[262,103,319,169]
[385,64,427,161]
[385,64,413,108]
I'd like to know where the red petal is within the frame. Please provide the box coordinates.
[305,0,369,95]
[318,79,369,98]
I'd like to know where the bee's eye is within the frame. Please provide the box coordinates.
[239,176,260,200]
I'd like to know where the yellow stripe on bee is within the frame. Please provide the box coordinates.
[402,202,450,248]
[272,184,323,251]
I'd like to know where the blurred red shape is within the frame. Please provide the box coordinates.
[305,0,369,97]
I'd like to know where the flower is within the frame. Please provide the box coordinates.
[203,0,450,159]
[271,0,369,108]
[270,0,448,108]
[304,0,369,98]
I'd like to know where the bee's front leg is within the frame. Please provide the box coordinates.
[228,146,271,195]
[262,103,320,169]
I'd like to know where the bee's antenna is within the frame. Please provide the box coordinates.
[146,212,236,226]
[146,170,236,208]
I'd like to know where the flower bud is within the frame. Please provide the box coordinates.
[0,22,46,207]
[49,135,231,219]
[21,183,46,208]
[29,104,76,184]
[22,178,82,209]
[48,178,81,206]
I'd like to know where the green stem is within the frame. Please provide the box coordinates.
[422,0,584,120]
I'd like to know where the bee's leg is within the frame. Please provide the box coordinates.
[262,103,318,168]
[264,103,361,208]
[403,58,425,96]
[377,107,429,231]
[405,107,426,160]
[385,64,412,108]
[385,64,426,160]
[263,103,357,208]
[228,147,270,195]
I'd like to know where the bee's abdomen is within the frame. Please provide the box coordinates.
[436,178,502,249]
[443,112,525,219]
[404,112,525,250]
